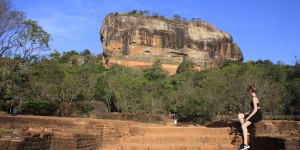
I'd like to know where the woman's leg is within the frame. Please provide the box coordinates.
[238,113,245,124]
[241,121,252,145]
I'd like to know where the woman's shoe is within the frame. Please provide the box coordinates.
[238,143,250,150]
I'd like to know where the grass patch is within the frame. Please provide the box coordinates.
[0,129,14,135]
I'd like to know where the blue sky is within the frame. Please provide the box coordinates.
[11,0,300,65]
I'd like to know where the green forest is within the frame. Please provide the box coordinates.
[1,0,299,122]
[1,51,300,121]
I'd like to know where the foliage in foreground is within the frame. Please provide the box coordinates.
[1,52,299,122]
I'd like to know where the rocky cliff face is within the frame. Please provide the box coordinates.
[100,14,243,74]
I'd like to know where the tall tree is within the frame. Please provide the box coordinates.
[176,60,196,74]
[199,62,284,119]
[80,49,91,56]
[14,20,51,61]
[0,0,25,58]
[143,10,150,16]
[173,14,181,21]
[143,60,168,81]
[95,75,115,112]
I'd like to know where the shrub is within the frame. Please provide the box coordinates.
[0,103,8,112]
[21,101,56,115]
[0,129,13,135]
[80,102,94,116]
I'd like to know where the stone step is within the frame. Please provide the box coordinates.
[101,144,236,150]
[50,128,102,135]
[146,127,231,135]
[257,133,300,139]
[46,127,103,133]
[120,135,232,145]
[290,133,300,137]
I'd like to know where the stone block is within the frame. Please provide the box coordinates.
[7,139,24,150]
[218,136,230,144]
[219,145,235,150]
[143,145,172,150]
[129,136,141,144]
[187,145,201,150]
[162,136,178,143]
[203,136,217,144]
[192,136,204,144]
[31,141,41,146]
[278,121,299,133]
[129,126,147,136]
[254,122,265,131]
[174,145,187,150]
[0,139,10,149]
[141,136,155,144]
[30,146,40,150]
[265,122,279,133]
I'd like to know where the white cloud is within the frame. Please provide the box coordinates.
[30,1,103,51]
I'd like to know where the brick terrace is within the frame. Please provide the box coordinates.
[0,114,299,150]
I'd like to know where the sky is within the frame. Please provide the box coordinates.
[11,0,300,65]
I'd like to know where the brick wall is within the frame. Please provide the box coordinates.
[50,133,102,149]
[0,115,137,149]
[1,115,299,150]
[250,121,300,150]
[208,119,300,149]
[0,132,52,150]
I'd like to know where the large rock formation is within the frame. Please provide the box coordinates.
[100,14,243,74]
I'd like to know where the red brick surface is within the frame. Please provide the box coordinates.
[0,114,299,150]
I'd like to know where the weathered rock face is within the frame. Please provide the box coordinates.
[100,14,243,74]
